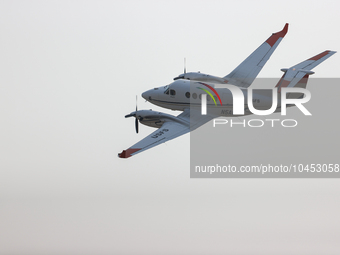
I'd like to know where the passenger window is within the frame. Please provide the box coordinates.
[185,92,190,98]
[192,93,197,99]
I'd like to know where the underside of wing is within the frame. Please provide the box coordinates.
[118,121,189,158]
[118,109,217,158]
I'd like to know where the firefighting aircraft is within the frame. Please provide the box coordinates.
[118,24,336,158]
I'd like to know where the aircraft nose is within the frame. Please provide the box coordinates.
[142,90,153,101]
[142,91,148,100]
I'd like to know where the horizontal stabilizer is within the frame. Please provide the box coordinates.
[276,50,336,92]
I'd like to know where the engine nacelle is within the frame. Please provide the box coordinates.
[126,109,186,129]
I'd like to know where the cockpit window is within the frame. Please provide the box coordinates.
[174,74,184,80]
[164,85,170,94]
[170,89,176,96]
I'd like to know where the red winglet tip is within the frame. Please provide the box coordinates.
[308,50,330,61]
[118,150,127,158]
[118,148,141,158]
[277,23,289,37]
[282,23,289,36]
[266,23,289,47]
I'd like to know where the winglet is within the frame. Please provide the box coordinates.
[266,23,289,47]
[118,148,141,158]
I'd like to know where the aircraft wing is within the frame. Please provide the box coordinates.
[224,23,289,88]
[118,109,215,158]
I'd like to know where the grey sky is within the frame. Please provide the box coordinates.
[1,0,340,254]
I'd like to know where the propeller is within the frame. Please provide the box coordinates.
[135,95,139,133]
[125,95,140,133]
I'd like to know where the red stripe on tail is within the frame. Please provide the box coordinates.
[308,50,330,61]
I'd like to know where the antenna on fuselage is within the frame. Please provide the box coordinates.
[184,58,186,74]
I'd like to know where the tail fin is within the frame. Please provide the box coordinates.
[276,50,336,94]
[224,23,289,88]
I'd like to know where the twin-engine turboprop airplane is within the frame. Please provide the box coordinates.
[118,24,336,158]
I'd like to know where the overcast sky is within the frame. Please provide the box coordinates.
[1,1,340,254]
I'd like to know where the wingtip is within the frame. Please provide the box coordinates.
[282,23,289,35]
[118,148,141,158]
[118,150,127,158]
[276,23,289,37]
[265,23,289,47]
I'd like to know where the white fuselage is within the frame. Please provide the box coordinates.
[142,79,280,117]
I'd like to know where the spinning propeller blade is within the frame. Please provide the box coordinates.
[135,95,139,133]
[125,95,139,133]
